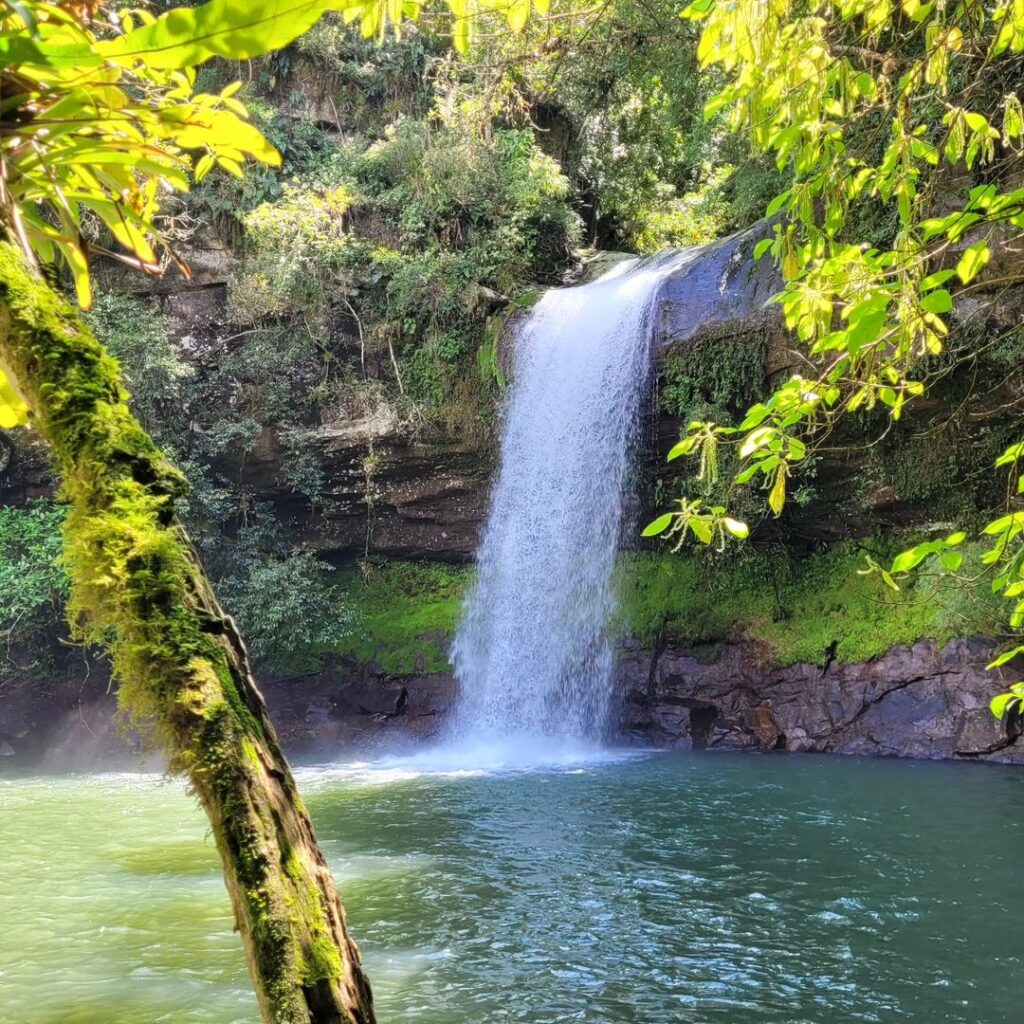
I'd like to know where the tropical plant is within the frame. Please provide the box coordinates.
[0,1,544,1021]
[0,499,67,656]
[648,0,1024,717]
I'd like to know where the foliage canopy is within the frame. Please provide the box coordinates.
[647,0,1024,715]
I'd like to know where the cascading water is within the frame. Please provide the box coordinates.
[447,254,685,760]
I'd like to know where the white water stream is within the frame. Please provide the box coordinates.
[446,255,684,761]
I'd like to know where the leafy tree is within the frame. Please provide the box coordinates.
[0,4,386,1018]
[648,0,1024,716]
[455,0,728,248]
[0,0,533,1020]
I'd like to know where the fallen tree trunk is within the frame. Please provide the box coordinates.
[0,242,375,1024]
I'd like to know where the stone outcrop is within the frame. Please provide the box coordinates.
[233,413,493,562]
[0,653,454,771]
[615,637,1024,763]
[655,220,781,350]
[4,636,1021,770]
[276,636,1024,763]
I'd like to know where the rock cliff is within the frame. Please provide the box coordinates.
[5,636,1020,770]
[3,223,1023,770]
[615,637,1024,763]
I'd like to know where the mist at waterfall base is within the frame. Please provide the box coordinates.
[437,256,684,768]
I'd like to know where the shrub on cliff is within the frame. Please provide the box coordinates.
[0,501,68,662]
[230,102,581,431]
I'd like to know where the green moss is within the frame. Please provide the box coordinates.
[320,539,1003,678]
[614,540,1005,668]
[302,935,345,986]
[660,333,769,422]
[331,561,471,675]
[0,243,361,1020]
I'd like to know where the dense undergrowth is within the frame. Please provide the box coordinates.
[43,9,772,677]
[332,561,470,675]
[0,8,1015,684]
[0,495,1005,680]
[329,543,1004,675]
[613,544,1005,668]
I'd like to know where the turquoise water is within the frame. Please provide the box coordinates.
[1,751,1022,1023]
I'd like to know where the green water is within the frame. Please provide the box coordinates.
[1,751,1022,1023]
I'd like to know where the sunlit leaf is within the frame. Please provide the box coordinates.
[100,0,363,70]
[990,692,1021,719]
[768,465,786,516]
[988,646,1024,669]
[642,514,674,537]
[723,517,749,538]
[956,241,990,284]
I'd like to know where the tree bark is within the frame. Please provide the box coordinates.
[0,242,376,1024]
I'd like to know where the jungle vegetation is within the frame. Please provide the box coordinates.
[0,0,771,683]
[4,0,1024,1014]
[644,0,1024,716]
[3,0,1024,688]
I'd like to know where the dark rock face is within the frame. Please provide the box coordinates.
[235,414,493,563]
[655,220,781,350]
[252,638,1024,767]
[259,663,455,757]
[0,654,456,772]
[0,663,157,772]
[615,637,1024,763]
[9,218,1009,561]
[5,638,1021,771]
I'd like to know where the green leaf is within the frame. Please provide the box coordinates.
[507,0,530,32]
[739,425,774,458]
[667,437,697,461]
[921,269,956,291]
[920,289,953,314]
[987,646,1024,670]
[642,514,674,538]
[54,238,93,309]
[768,466,786,516]
[996,441,1024,467]
[891,541,939,574]
[0,370,29,429]
[723,517,749,538]
[956,241,990,284]
[100,0,360,70]
[738,403,770,430]
[752,238,773,259]
[880,570,900,592]
[990,692,1020,719]
[939,550,963,571]
[690,518,713,544]
[0,34,98,70]
[7,2,39,35]
[984,512,1024,536]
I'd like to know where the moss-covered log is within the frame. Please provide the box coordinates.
[0,243,375,1024]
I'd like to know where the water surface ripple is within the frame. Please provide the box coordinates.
[1,752,1022,1023]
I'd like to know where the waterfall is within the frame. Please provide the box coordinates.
[447,254,683,760]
